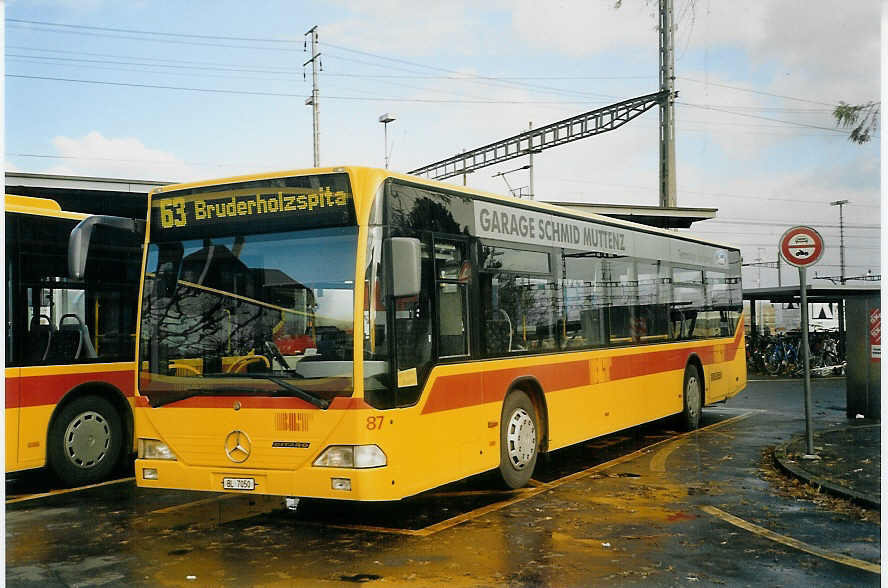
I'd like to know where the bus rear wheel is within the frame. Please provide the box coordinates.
[498,390,539,489]
[48,395,123,487]
[677,364,703,431]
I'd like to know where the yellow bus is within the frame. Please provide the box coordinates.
[75,166,745,500]
[6,195,142,485]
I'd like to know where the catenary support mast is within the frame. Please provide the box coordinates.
[304,26,321,167]
[658,0,677,207]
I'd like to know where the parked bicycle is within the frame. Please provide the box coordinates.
[745,328,844,377]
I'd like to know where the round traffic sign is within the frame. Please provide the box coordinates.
[779,226,824,267]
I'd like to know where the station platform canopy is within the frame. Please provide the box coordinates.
[744,284,881,304]
[5,172,170,218]
[541,201,717,229]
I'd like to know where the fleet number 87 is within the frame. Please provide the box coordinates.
[159,197,188,228]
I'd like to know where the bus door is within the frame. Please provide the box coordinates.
[390,235,476,407]
[431,237,472,361]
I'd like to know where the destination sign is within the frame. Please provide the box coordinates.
[150,174,355,240]
[474,201,628,255]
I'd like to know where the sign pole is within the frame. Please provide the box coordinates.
[779,225,824,460]
[798,266,815,456]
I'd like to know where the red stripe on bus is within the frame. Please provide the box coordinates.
[421,324,743,415]
[421,360,589,414]
[6,369,134,409]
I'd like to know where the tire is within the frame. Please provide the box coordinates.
[48,395,123,487]
[676,364,702,431]
[763,344,781,376]
[498,390,539,489]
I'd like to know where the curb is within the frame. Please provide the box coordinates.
[773,443,880,510]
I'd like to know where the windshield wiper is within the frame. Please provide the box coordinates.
[147,375,330,409]
[261,375,330,409]
[211,373,330,409]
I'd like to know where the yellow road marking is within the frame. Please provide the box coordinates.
[649,439,686,472]
[701,506,880,575]
[6,476,135,504]
[321,411,758,537]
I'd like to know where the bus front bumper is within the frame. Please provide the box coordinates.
[135,458,402,501]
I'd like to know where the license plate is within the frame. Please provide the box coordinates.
[222,477,255,491]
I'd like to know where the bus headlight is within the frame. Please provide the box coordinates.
[138,438,178,460]
[313,445,386,469]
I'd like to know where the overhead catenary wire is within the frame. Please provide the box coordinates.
[679,77,840,107]
[6,74,614,104]
[7,19,625,102]
[8,46,656,80]
[677,102,851,134]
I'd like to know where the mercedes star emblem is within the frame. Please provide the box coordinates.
[224,430,252,463]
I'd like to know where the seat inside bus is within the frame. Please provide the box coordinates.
[27,314,55,362]
[48,314,97,362]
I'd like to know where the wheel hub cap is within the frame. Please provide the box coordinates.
[64,411,110,469]
[687,376,701,418]
[506,408,536,469]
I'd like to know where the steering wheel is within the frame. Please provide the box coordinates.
[264,341,289,371]
[58,313,85,359]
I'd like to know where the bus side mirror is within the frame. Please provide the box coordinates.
[388,237,421,298]
[68,215,145,279]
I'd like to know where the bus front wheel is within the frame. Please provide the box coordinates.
[677,364,703,431]
[48,395,123,486]
[498,390,539,489]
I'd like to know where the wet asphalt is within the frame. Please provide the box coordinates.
[6,377,880,587]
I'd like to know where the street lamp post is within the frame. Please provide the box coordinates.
[379,113,396,169]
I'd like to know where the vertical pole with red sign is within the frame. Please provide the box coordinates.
[779,226,824,457]
[870,307,881,362]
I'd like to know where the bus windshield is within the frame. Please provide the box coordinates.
[139,226,357,407]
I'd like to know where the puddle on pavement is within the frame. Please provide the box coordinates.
[285,412,734,533]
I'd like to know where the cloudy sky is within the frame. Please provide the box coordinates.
[4,1,882,287]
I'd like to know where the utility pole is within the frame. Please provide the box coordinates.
[658,0,677,208]
[304,26,321,167]
[830,199,849,342]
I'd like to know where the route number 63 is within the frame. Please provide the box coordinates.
[159,197,187,229]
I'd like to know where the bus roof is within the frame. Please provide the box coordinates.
[4,194,89,221]
[152,166,740,252]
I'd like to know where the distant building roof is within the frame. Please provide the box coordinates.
[5,172,171,217]
[541,201,717,229]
